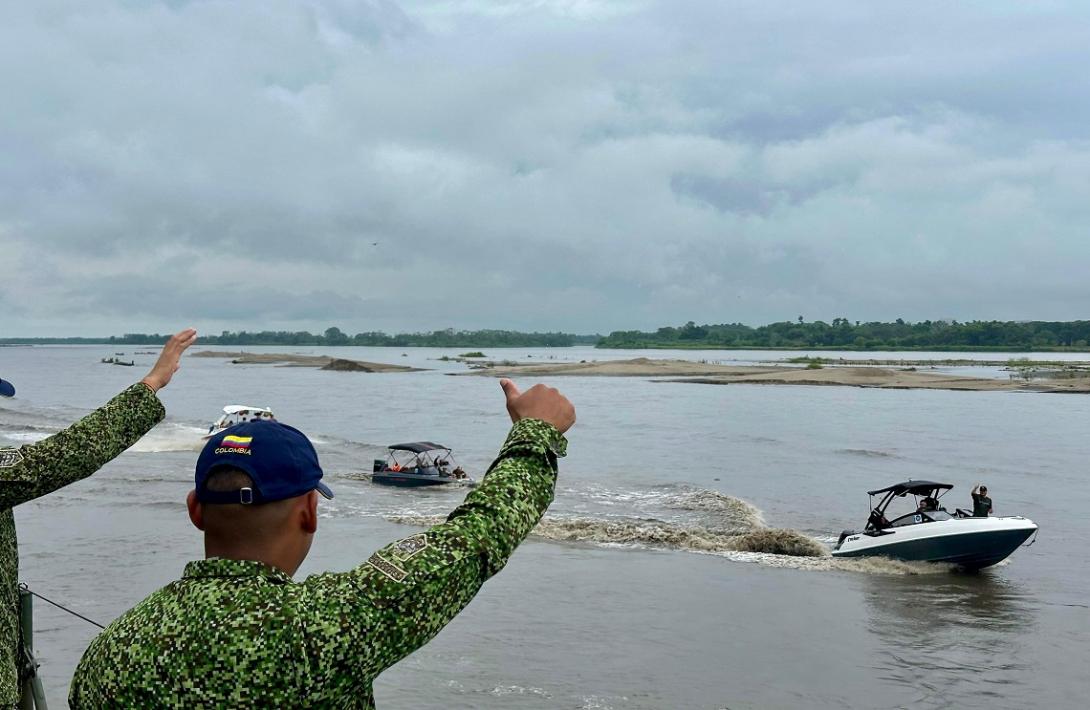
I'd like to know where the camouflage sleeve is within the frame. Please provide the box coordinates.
[0,383,164,509]
[433,417,565,576]
[306,418,565,684]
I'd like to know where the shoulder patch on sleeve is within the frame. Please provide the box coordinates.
[367,552,408,582]
[391,533,429,562]
[0,449,24,469]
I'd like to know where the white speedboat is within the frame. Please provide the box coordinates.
[203,405,275,439]
[831,480,1037,570]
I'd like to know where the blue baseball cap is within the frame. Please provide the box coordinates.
[195,420,334,504]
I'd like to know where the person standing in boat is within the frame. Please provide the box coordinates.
[0,328,196,705]
[69,378,574,708]
[971,484,993,517]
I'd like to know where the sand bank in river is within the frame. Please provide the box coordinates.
[191,351,423,372]
[456,357,1090,392]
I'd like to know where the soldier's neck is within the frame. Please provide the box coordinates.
[204,540,302,577]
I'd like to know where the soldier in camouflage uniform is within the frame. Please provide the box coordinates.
[0,328,196,706]
[69,378,574,708]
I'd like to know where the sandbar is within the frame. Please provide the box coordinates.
[191,351,423,373]
[454,357,1090,393]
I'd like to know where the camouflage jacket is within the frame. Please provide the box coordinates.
[69,418,566,709]
[0,383,164,704]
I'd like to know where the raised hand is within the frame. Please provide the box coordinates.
[141,328,198,392]
[499,378,575,433]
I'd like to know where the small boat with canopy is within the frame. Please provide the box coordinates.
[370,442,472,487]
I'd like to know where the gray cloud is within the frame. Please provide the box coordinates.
[2,0,1090,336]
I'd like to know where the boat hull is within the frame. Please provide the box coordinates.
[371,472,457,487]
[832,517,1036,570]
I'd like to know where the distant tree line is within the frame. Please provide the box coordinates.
[597,319,1090,350]
[9,319,1090,350]
[1,327,598,348]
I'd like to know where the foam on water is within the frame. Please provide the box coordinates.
[836,447,898,458]
[487,685,550,698]
[728,528,828,556]
[707,548,956,575]
[386,513,825,557]
[384,483,962,576]
[128,422,207,453]
[0,412,59,445]
[1,404,211,454]
[561,483,766,528]
[123,421,338,454]
[0,429,50,444]
[660,487,766,526]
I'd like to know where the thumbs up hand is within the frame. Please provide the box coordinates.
[499,379,575,434]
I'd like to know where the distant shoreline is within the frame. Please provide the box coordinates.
[7,340,1090,354]
[7,341,1090,353]
[7,318,1090,351]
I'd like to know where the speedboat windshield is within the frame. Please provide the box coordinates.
[887,508,953,528]
[208,406,275,434]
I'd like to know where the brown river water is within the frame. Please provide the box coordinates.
[1,345,1087,708]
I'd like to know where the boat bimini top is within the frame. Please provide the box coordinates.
[867,480,954,497]
[384,442,452,468]
[865,480,954,531]
[388,442,449,454]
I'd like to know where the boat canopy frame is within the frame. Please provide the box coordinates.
[864,480,955,531]
[867,480,953,497]
[377,442,461,475]
[388,442,450,454]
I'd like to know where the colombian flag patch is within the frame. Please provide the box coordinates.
[221,435,253,449]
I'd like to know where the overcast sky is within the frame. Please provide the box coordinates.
[2,1,1089,336]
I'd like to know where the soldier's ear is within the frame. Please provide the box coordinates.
[299,490,318,535]
[187,490,206,531]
